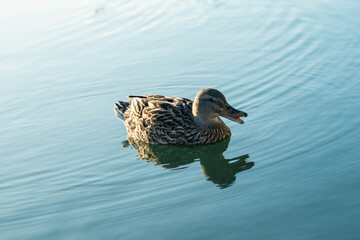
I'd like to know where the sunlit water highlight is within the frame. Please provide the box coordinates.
[1,0,360,239]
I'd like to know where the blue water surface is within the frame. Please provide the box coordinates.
[1,0,360,239]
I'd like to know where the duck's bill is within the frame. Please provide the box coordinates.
[221,105,248,124]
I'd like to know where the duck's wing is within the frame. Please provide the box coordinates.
[124,95,197,145]
[126,95,193,119]
[114,95,161,121]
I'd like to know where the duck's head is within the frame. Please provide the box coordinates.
[192,88,248,125]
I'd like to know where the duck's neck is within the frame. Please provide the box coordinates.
[192,100,231,142]
[192,99,220,127]
[193,109,217,127]
[193,115,222,128]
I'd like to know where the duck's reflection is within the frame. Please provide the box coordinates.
[123,138,254,189]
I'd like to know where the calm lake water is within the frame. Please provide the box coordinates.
[1,0,360,239]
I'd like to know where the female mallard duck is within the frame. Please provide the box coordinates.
[114,88,247,146]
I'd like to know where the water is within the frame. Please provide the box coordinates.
[1,0,360,239]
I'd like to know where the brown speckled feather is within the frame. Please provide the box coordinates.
[114,95,231,145]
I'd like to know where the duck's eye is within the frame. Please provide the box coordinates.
[209,98,215,102]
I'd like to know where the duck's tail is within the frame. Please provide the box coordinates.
[114,101,129,121]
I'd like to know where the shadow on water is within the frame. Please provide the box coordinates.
[123,137,254,189]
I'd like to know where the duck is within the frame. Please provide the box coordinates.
[114,88,247,146]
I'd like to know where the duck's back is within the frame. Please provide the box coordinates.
[115,95,201,145]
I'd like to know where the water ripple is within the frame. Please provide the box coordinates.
[1,1,360,239]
